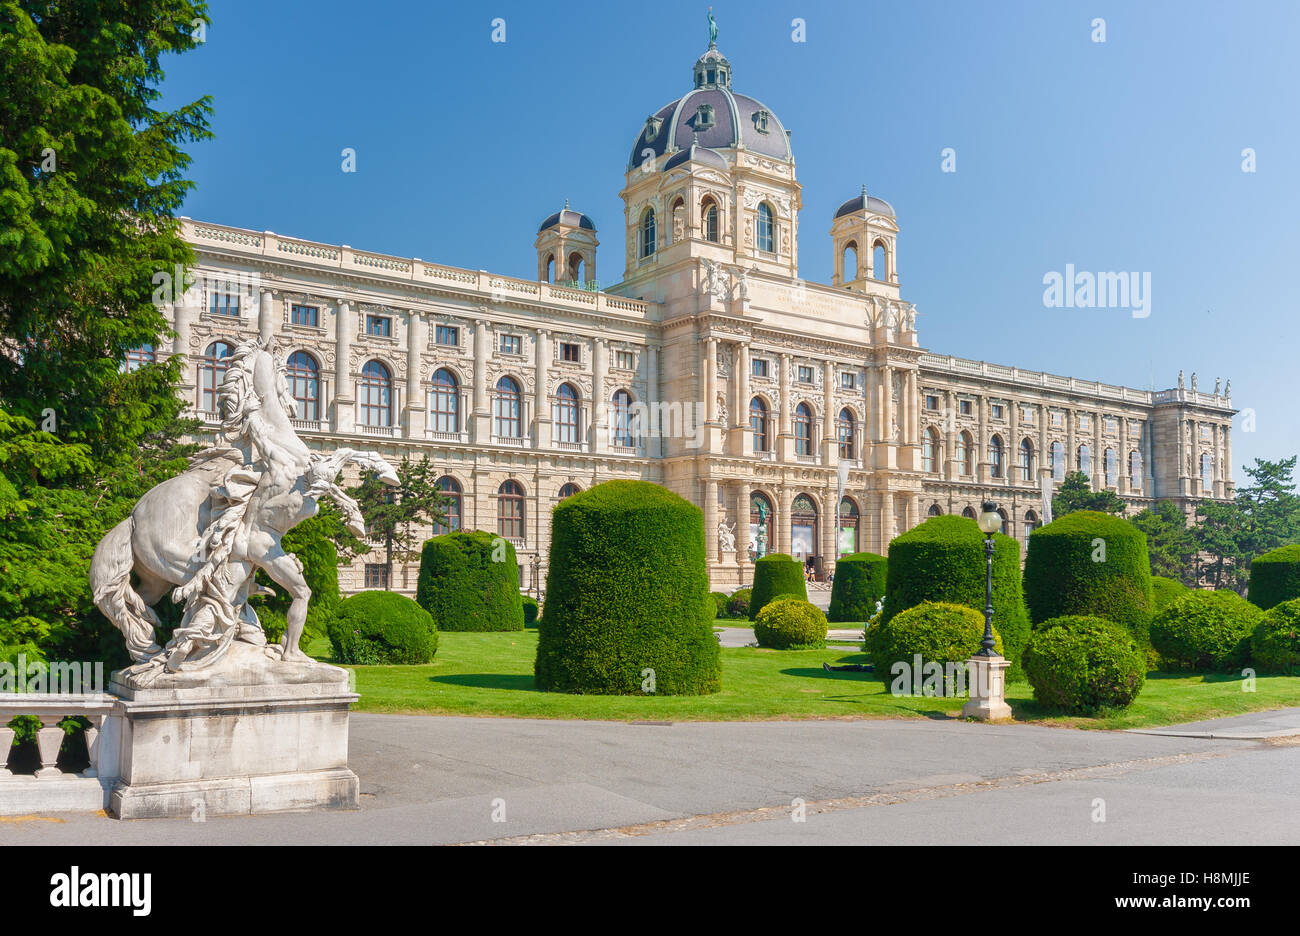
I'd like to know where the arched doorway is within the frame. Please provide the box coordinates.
[790,494,818,565]
[838,497,860,555]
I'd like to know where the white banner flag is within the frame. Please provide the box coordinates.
[1041,472,1054,525]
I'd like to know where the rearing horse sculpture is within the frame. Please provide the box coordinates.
[89,337,399,677]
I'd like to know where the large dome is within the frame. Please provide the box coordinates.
[626,45,792,170]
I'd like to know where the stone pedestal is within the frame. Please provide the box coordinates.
[961,654,1012,721]
[102,643,360,819]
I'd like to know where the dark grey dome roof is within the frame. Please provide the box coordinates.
[663,143,729,172]
[835,193,895,219]
[538,208,596,233]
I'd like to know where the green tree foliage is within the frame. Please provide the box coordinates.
[0,2,211,664]
[415,530,524,632]
[1150,591,1261,671]
[1130,501,1198,585]
[1196,458,1300,593]
[1052,471,1127,517]
[351,456,447,588]
[1251,597,1300,673]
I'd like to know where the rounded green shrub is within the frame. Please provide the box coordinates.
[753,597,828,649]
[416,530,524,631]
[1022,616,1145,713]
[749,554,807,620]
[1023,511,1154,646]
[327,591,437,665]
[522,595,540,627]
[710,592,730,618]
[870,601,1001,693]
[1150,590,1261,670]
[1247,545,1300,611]
[1251,597,1300,673]
[1151,576,1191,613]
[881,516,1029,671]
[828,552,887,623]
[535,481,721,694]
[726,588,752,619]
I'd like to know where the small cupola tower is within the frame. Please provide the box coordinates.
[830,186,900,293]
[535,201,598,287]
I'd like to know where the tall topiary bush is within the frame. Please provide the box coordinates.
[1251,597,1300,673]
[1023,511,1154,646]
[828,552,887,623]
[1150,591,1262,671]
[416,530,524,632]
[1022,616,1146,714]
[881,515,1030,671]
[327,591,437,664]
[749,553,807,620]
[522,595,540,627]
[535,481,720,694]
[1247,545,1300,611]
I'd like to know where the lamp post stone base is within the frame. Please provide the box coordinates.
[962,654,1012,721]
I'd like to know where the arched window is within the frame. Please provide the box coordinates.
[756,202,774,252]
[872,240,887,280]
[1018,438,1034,481]
[429,368,459,433]
[494,376,522,438]
[1024,510,1039,544]
[1201,453,1214,488]
[837,408,855,460]
[843,241,858,281]
[498,480,525,539]
[558,482,581,500]
[749,491,773,559]
[611,389,637,448]
[702,197,719,242]
[1077,444,1091,476]
[791,494,818,562]
[1052,441,1066,481]
[124,344,155,373]
[1130,450,1143,490]
[199,341,232,413]
[962,506,977,520]
[640,208,656,258]
[956,431,972,476]
[544,254,554,283]
[928,503,943,517]
[838,497,860,555]
[989,435,1005,479]
[553,383,580,444]
[794,403,813,456]
[285,351,320,421]
[922,427,939,473]
[433,476,461,535]
[750,397,768,452]
[1105,447,1118,487]
[360,360,392,427]
[997,508,1009,535]
[567,252,584,284]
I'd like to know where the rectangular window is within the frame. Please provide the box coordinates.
[925,395,939,411]
[561,342,581,363]
[990,403,1004,420]
[615,350,635,370]
[1105,416,1118,434]
[209,293,239,317]
[363,564,389,589]
[840,372,856,390]
[290,303,318,327]
[959,400,973,416]
[435,324,459,347]
[499,334,522,355]
[798,366,814,384]
[1079,414,1091,431]
[1021,405,1034,423]
[751,358,769,378]
[1051,411,1064,427]
[366,315,391,337]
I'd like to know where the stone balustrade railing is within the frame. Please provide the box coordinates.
[1,694,117,815]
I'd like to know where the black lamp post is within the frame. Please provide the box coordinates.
[976,500,1001,657]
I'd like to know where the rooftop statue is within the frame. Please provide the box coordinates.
[89,337,399,684]
[708,7,718,45]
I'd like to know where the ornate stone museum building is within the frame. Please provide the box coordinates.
[156,40,1236,592]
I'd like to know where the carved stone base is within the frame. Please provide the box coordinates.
[102,652,360,819]
[961,654,1013,722]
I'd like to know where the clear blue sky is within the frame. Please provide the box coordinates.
[163,0,1300,476]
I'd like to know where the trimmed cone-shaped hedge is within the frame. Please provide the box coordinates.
[1150,590,1262,671]
[870,601,1001,696]
[754,597,828,649]
[1251,597,1300,673]
[327,591,437,664]
[1151,576,1191,613]
[749,553,808,620]
[1247,545,1300,611]
[1022,615,1146,713]
[535,480,721,694]
[881,516,1030,671]
[416,530,525,631]
[1024,511,1154,646]
[828,552,887,623]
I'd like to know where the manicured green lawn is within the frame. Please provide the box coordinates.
[314,631,1300,729]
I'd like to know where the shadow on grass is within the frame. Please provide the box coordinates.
[431,673,538,692]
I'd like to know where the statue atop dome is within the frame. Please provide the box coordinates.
[708,7,718,47]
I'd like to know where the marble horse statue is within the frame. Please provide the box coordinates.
[89,337,398,680]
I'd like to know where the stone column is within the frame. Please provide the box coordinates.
[704,479,719,563]
[1094,411,1104,489]
[778,353,793,448]
[977,395,988,482]
[880,490,895,553]
[822,359,835,462]
[647,343,660,457]
[593,338,608,453]
[171,299,195,401]
[472,319,490,442]
[703,337,717,424]
[945,389,958,480]
[534,328,550,448]
[777,487,794,556]
[1066,408,1076,479]
[335,300,354,433]
[1038,403,1049,481]
[1119,416,1132,494]
[737,341,751,454]
[1222,422,1233,493]
[405,310,424,438]
[259,289,275,344]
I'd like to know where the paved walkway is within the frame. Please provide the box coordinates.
[1127,706,1300,739]
[3,708,1298,845]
